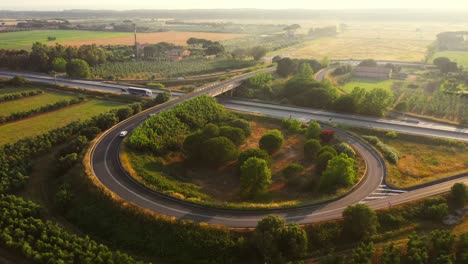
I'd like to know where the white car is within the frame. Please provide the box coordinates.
[119,131,128,137]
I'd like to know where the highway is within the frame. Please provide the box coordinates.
[2,69,467,227]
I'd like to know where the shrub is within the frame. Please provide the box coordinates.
[154,91,171,104]
[201,137,238,166]
[450,182,467,209]
[66,58,91,78]
[8,75,27,86]
[318,146,338,156]
[385,131,398,139]
[229,118,251,136]
[240,157,272,197]
[283,163,304,178]
[259,129,284,154]
[407,233,428,264]
[320,153,356,191]
[238,149,271,167]
[421,198,449,222]
[334,142,356,158]
[146,82,165,89]
[342,204,379,241]
[304,139,321,160]
[219,126,246,146]
[0,89,43,103]
[363,135,400,164]
[282,118,304,133]
[316,151,336,174]
[254,215,308,263]
[306,121,321,139]
[320,130,335,143]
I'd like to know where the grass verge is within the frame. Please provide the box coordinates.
[0,99,128,145]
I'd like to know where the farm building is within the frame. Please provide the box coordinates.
[353,66,392,80]
[168,49,191,61]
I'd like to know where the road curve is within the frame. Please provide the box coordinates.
[91,101,384,228]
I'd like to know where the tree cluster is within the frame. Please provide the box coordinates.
[254,215,308,263]
[129,95,228,153]
[0,195,141,263]
[183,123,242,166]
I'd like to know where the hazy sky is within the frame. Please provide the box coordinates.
[3,0,468,11]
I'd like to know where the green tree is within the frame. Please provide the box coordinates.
[458,233,468,263]
[229,119,251,136]
[52,57,67,72]
[407,232,428,264]
[92,112,118,130]
[240,157,272,197]
[254,215,308,263]
[350,242,375,264]
[279,224,308,261]
[430,230,455,261]
[320,153,356,191]
[281,118,303,133]
[259,129,284,154]
[316,151,336,174]
[238,149,271,167]
[254,215,286,263]
[334,142,356,158]
[304,139,321,160]
[276,58,297,77]
[282,163,304,178]
[361,87,394,117]
[306,121,322,139]
[201,137,238,166]
[154,91,171,104]
[249,46,268,60]
[342,204,378,240]
[381,243,400,264]
[66,58,91,78]
[298,62,314,79]
[80,126,101,141]
[116,107,134,122]
[58,153,78,172]
[450,182,467,209]
[219,126,245,146]
[29,42,50,72]
[183,131,205,159]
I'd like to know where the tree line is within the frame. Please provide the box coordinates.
[237,59,394,117]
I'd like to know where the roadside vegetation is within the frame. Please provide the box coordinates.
[348,127,468,188]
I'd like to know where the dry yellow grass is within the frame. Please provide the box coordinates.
[386,140,468,188]
[270,22,468,62]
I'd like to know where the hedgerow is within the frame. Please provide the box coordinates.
[0,89,43,102]
[0,96,85,124]
[362,135,400,164]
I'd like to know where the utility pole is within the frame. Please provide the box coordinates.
[134,23,138,61]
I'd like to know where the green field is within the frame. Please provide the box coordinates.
[0,30,127,50]
[432,51,468,69]
[0,99,128,145]
[0,91,75,116]
[339,78,394,93]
